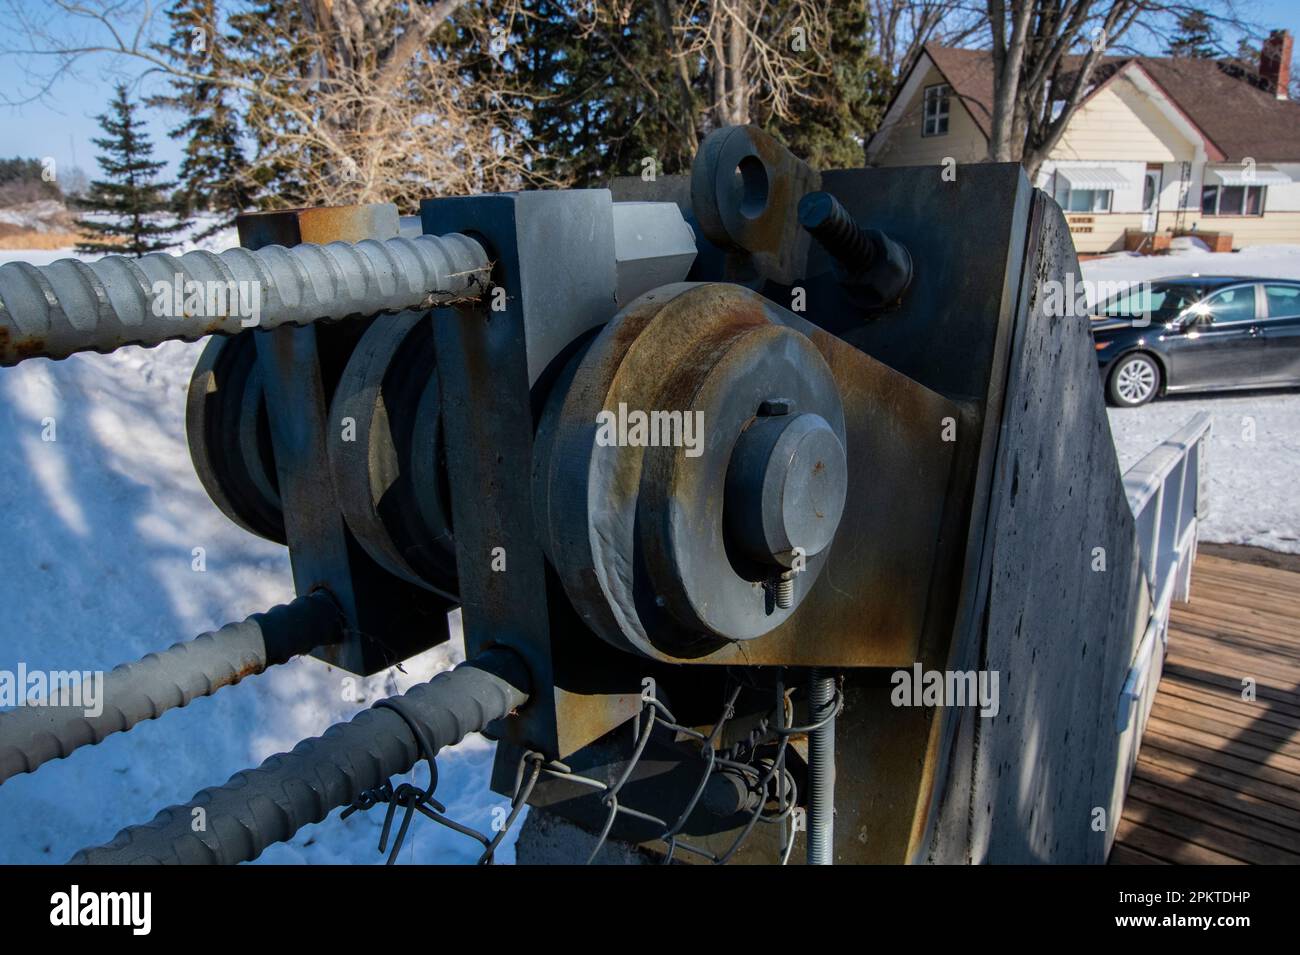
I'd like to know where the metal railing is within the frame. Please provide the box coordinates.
[1115,411,1211,735]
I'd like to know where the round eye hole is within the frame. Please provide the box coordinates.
[734,155,770,220]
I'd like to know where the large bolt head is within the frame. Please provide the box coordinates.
[725,411,848,567]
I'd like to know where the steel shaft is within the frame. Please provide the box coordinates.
[0,233,491,365]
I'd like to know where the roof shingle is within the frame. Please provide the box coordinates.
[918,43,1300,161]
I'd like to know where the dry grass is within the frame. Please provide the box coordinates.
[0,229,125,250]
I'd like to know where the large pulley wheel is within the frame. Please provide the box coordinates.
[185,331,286,544]
[535,282,848,659]
[327,312,457,595]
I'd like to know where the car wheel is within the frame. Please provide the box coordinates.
[1108,353,1161,407]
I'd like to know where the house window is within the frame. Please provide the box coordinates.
[1201,184,1266,216]
[1053,182,1113,213]
[923,84,949,136]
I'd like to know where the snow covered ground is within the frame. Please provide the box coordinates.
[0,233,1296,864]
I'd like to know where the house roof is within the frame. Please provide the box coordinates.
[924,45,996,139]
[1137,57,1300,161]
[913,43,1300,162]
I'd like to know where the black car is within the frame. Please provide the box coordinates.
[1091,276,1300,406]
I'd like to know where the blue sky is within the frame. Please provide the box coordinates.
[1,1,1297,182]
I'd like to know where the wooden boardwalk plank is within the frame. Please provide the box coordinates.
[1157,678,1300,732]
[1112,553,1300,865]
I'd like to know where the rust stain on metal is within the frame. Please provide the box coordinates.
[0,325,45,363]
[237,203,399,250]
[230,657,266,683]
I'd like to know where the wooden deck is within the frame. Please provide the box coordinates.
[1110,552,1300,865]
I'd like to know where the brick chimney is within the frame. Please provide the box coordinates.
[1260,29,1292,100]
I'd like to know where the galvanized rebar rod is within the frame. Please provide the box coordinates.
[69,647,530,865]
[0,233,491,365]
[0,591,344,785]
[806,669,837,865]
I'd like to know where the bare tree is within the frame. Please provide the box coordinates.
[0,0,543,209]
[985,1,1256,176]
[870,0,986,78]
[988,1,1144,172]
[571,0,833,151]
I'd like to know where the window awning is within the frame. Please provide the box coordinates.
[1057,167,1130,190]
[1206,165,1293,186]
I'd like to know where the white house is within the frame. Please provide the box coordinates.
[866,31,1300,253]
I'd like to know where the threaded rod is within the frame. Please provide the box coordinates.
[798,192,875,272]
[0,232,490,366]
[0,591,344,785]
[806,668,837,865]
[69,647,529,865]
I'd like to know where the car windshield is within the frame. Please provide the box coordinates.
[1095,282,1205,322]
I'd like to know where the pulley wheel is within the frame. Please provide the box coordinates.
[535,282,848,658]
[327,312,457,594]
[185,331,285,544]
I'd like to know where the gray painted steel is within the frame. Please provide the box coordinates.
[924,193,1149,863]
[0,591,343,784]
[611,201,698,306]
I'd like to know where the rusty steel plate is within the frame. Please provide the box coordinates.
[538,281,961,667]
[690,126,820,285]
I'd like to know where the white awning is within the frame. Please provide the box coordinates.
[1058,167,1130,190]
[1206,165,1293,186]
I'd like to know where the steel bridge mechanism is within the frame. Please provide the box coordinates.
[0,127,1158,865]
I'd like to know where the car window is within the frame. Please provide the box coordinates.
[1199,286,1257,325]
[1263,284,1300,320]
[1098,283,1200,320]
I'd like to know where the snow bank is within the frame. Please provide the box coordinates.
[1084,243,1300,284]
[1106,394,1300,554]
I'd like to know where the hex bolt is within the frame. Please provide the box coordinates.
[798,192,875,273]
[758,397,793,417]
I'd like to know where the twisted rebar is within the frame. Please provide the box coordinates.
[0,233,491,365]
[0,591,344,785]
[68,647,529,865]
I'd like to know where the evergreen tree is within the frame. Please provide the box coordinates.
[768,3,887,171]
[498,2,888,187]
[471,1,694,187]
[228,0,314,208]
[147,0,253,233]
[75,84,183,257]
[1167,10,1218,59]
